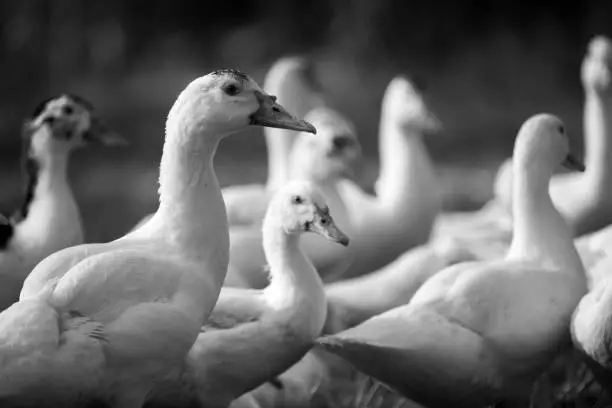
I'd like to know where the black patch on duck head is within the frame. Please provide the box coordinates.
[66,94,94,112]
[210,68,250,82]
[30,96,54,120]
[0,213,14,249]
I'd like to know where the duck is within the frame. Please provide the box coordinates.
[0,69,315,408]
[336,75,442,279]
[0,95,125,311]
[131,57,322,232]
[316,114,588,408]
[225,106,360,288]
[146,180,349,408]
[493,35,612,238]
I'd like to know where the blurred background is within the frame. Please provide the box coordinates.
[0,0,611,242]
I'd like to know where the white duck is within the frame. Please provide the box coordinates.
[0,69,315,408]
[225,107,360,288]
[147,180,349,408]
[494,35,612,238]
[0,94,124,311]
[336,75,441,279]
[317,114,588,408]
[131,57,322,232]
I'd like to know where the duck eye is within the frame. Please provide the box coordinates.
[558,125,565,134]
[63,106,74,115]
[223,83,240,96]
[291,195,303,205]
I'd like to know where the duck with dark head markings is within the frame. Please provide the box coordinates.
[131,57,323,232]
[0,94,125,311]
[0,69,315,408]
[317,114,588,408]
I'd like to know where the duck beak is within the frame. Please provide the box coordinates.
[562,153,586,172]
[308,207,350,247]
[83,117,129,146]
[250,91,317,134]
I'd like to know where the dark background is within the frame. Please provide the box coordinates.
[0,0,610,242]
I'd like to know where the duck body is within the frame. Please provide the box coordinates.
[321,257,584,408]
[323,239,476,333]
[0,69,316,407]
[0,95,123,311]
[318,114,588,407]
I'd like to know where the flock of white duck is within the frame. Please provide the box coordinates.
[0,35,612,408]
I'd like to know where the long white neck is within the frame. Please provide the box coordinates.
[14,150,83,260]
[583,89,612,189]
[265,127,297,190]
[155,118,229,290]
[262,223,326,340]
[507,160,585,276]
[376,111,434,207]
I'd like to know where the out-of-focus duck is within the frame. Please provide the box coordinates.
[317,114,588,408]
[0,69,315,407]
[226,107,360,288]
[336,75,441,279]
[147,181,349,408]
[0,95,124,311]
[494,35,612,238]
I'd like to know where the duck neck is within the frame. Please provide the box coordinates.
[507,161,585,276]
[25,150,71,212]
[263,223,326,339]
[583,90,612,188]
[15,149,82,255]
[265,128,297,190]
[157,121,229,287]
[377,115,430,205]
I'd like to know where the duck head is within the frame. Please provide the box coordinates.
[513,114,585,174]
[381,75,441,135]
[582,35,612,95]
[167,69,317,140]
[23,94,125,160]
[290,107,361,181]
[266,180,350,246]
